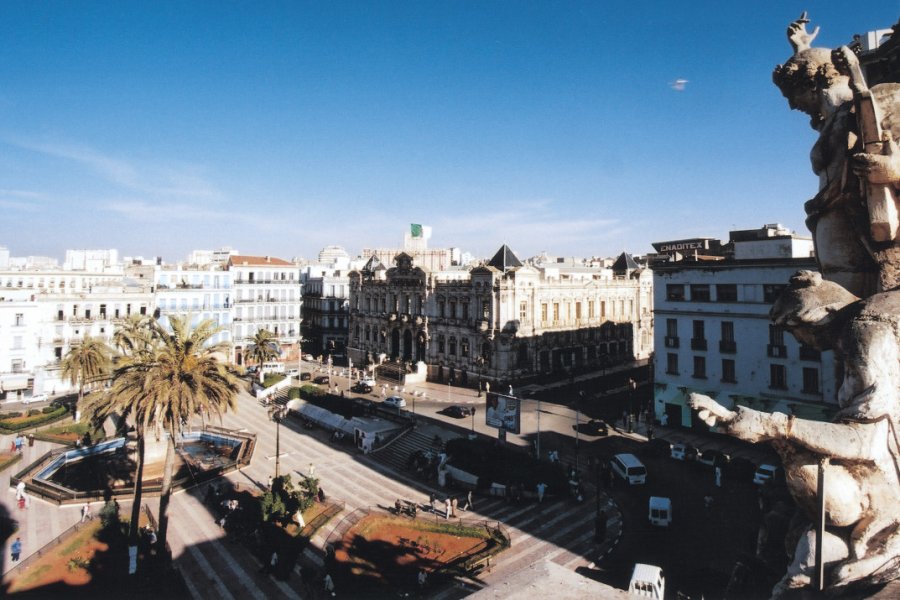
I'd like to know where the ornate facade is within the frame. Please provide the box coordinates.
[348,246,652,387]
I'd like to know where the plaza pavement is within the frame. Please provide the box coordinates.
[0,368,773,598]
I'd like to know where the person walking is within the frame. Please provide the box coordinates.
[462,490,472,511]
[16,480,25,501]
[451,496,458,517]
[324,572,336,596]
[81,502,92,522]
[260,551,278,575]
[429,492,437,512]
[536,482,547,503]
[10,537,21,562]
[715,466,723,488]
[647,426,654,441]
[444,497,452,520]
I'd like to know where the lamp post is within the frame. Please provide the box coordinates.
[269,405,288,479]
[536,396,541,459]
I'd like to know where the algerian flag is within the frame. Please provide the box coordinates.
[411,223,423,238]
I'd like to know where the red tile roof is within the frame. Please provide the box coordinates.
[227,255,294,267]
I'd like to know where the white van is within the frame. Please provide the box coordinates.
[628,563,665,598]
[610,453,647,485]
[261,361,285,375]
[648,496,672,527]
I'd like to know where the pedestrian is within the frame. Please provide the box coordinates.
[715,466,723,488]
[294,508,305,529]
[647,426,654,441]
[508,385,513,395]
[418,568,428,588]
[18,495,26,510]
[445,497,452,519]
[309,463,316,477]
[463,490,472,511]
[660,413,668,427]
[451,496,458,517]
[81,502,92,522]
[536,482,547,503]
[595,510,608,541]
[261,550,278,574]
[16,480,25,500]
[429,492,437,512]
[14,435,23,453]
[11,537,21,562]
[324,572,335,596]
[704,494,714,509]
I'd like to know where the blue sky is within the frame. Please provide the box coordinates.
[1,2,897,263]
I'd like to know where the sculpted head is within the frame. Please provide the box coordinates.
[770,271,858,347]
[773,48,847,128]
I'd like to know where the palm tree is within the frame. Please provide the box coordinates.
[61,336,112,416]
[112,314,153,357]
[133,315,240,553]
[245,328,281,380]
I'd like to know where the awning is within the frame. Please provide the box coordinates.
[0,374,30,391]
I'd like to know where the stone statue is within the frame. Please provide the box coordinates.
[772,14,900,297]
[687,13,900,597]
[691,271,900,595]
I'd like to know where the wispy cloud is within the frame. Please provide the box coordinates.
[6,137,222,200]
[0,189,46,212]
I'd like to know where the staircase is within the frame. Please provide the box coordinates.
[373,429,444,473]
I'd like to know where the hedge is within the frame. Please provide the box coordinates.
[446,437,568,491]
[0,406,69,432]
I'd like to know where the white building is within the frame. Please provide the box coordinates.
[651,225,836,429]
[149,264,234,347]
[227,255,302,365]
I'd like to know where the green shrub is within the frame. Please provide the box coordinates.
[0,406,68,432]
[288,387,302,400]
[27,409,41,417]
[0,412,22,419]
[263,373,286,388]
[41,406,57,414]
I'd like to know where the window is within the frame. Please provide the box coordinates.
[438,335,445,353]
[541,303,548,322]
[449,337,457,356]
[438,299,445,318]
[553,303,559,322]
[481,301,490,319]
[691,320,706,350]
[666,353,678,375]
[770,363,787,389]
[666,284,685,301]
[722,359,736,383]
[690,284,710,302]
[575,302,582,320]
[461,338,469,357]
[462,302,469,320]
[692,356,706,379]
[802,367,820,393]
[588,300,595,318]
[14,313,24,326]
[799,344,821,361]
[717,284,738,302]
[666,319,678,337]
[520,301,527,320]
[768,325,787,358]
[449,300,457,319]
[665,318,679,348]
[720,321,736,353]
[763,284,787,303]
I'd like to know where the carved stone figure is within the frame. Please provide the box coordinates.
[687,13,900,597]
[772,15,900,297]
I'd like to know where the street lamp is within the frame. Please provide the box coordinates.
[269,405,288,479]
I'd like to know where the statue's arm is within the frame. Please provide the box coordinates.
[690,393,883,460]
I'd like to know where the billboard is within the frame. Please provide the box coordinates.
[485,392,521,434]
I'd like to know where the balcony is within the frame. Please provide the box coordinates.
[719,340,737,354]
[767,344,787,358]
[690,338,707,351]
[664,336,679,348]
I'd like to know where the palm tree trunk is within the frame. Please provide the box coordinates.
[156,424,177,556]
[129,426,145,544]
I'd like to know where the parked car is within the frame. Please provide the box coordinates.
[359,377,376,387]
[641,438,672,459]
[303,354,316,361]
[574,419,608,436]
[245,365,258,375]
[383,396,407,409]
[670,442,698,461]
[725,457,757,482]
[313,375,330,385]
[299,372,311,381]
[351,382,374,394]
[24,393,47,404]
[441,405,474,418]
[753,463,782,485]
[696,449,730,468]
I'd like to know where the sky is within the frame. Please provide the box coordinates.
[1,2,897,263]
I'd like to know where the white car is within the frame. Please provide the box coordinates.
[359,377,376,387]
[670,443,697,461]
[24,393,48,404]
[753,464,781,485]
[383,396,407,409]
